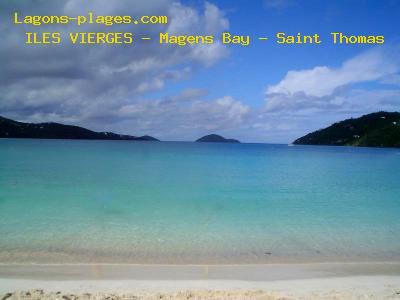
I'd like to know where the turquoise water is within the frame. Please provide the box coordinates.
[0,139,400,264]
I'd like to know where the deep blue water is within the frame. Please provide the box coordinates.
[0,139,399,264]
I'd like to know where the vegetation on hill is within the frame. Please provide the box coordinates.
[293,112,400,147]
[196,134,240,143]
[0,116,159,141]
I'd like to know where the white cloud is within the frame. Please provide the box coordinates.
[266,47,399,98]
[204,2,230,34]
[0,0,230,128]
[167,2,229,35]
[264,47,400,114]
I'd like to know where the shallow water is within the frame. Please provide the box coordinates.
[0,139,399,264]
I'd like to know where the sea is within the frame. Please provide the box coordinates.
[0,139,399,264]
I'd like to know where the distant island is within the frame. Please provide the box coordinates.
[196,134,240,143]
[0,116,159,141]
[294,111,400,148]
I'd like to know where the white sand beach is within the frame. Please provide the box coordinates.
[1,263,400,299]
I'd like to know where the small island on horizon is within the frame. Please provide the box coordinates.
[196,134,240,143]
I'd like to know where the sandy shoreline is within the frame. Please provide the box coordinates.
[1,262,400,280]
[1,276,400,299]
[1,263,400,299]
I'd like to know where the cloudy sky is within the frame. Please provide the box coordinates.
[1,0,400,143]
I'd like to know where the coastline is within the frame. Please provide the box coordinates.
[1,262,400,299]
[1,261,400,280]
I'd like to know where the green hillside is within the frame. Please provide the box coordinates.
[293,112,400,148]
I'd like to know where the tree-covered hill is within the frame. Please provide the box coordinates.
[293,112,400,148]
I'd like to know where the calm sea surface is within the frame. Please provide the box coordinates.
[0,139,399,264]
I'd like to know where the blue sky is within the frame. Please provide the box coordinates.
[1,0,400,142]
[158,0,400,107]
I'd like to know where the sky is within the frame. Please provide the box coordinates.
[0,0,400,143]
